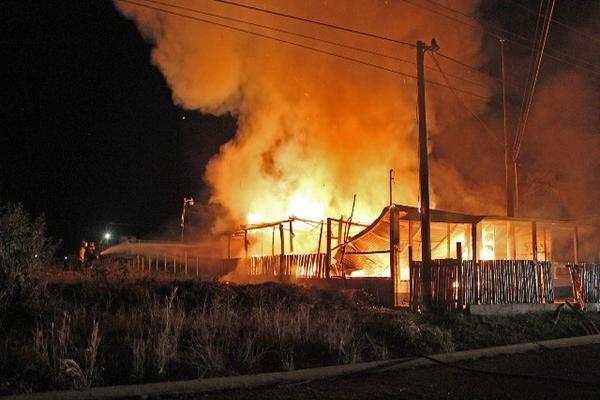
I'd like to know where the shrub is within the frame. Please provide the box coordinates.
[0,202,56,328]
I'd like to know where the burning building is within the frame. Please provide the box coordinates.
[110,1,600,310]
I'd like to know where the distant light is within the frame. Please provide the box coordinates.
[182,115,186,120]
[64,256,68,260]
[34,254,38,258]
[104,233,111,240]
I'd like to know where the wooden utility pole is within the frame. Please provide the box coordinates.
[500,39,515,217]
[417,40,434,310]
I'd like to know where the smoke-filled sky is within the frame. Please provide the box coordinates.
[2,1,599,252]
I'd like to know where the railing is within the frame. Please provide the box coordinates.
[131,253,237,277]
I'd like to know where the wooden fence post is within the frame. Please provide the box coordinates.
[279,224,285,281]
[185,250,188,275]
[289,220,294,254]
[389,206,399,307]
[457,242,462,311]
[326,218,332,279]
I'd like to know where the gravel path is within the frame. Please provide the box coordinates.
[172,344,600,400]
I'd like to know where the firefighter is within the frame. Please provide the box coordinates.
[78,240,87,270]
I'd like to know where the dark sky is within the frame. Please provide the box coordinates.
[1,1,598,255]
[0,1,235,254]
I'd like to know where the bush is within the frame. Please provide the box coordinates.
[0,203,56,328]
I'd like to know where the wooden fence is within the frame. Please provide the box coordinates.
[243,253,327,279]
[132,254,236,277]
[579,263,600,303]
[410,259,554,311]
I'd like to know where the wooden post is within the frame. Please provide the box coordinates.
[289,220,294,254]
[532,221,538,262]
[279,223,285,281]
[271,227,275,256]
[408,245,414,311]
[185,250,188,275]
[457,242,463,310]
[471,223,478,263]
[326,218,332,279]
[228,235,231,259]
[573,225,579,264]
[337,218,343,247]
[244,229,248,258]
[389,206,400,307]
[416,41,432,310]
[543,227,549,261]
[317,220,324,255]
[447,223,451,258]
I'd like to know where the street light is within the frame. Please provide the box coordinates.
[104,232,111,240]
[180,197,195,241]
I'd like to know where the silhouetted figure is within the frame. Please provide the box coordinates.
[86,241,98,268]
[78,240,87,270]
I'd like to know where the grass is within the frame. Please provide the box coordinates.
[1,261,598,395]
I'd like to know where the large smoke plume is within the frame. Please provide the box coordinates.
[115,0,600,232]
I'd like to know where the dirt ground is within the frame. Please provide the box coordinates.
[170,344,600,400]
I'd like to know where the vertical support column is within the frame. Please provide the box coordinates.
[244,229,248,259]
[279,223,285,281]
[456,242,463,310]
[573,225,579,264]
[389,206,400,307]
[272,227,275,256]
[408,245,414,311]
[471,223,478,263]
[317,220,324,255]
[337,218,343,247]
[543,227,549,261]
[228,235,231,259]
[446,223,451,258]
[185,250,188,275]
[289,220,294,254]
[326,218,332,279]
[532,221,538,262]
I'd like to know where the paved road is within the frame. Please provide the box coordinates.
[172,344,600,400]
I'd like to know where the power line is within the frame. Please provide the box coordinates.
[116,0,491,100]
[213,0,415,48]
[514,0,546,161]
[140,0,489,91]
[504,0,600,47]
[399,0,600,77]
[430,53,503,147]
[514,0,557,161]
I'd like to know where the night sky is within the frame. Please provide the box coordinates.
[1,1,598,255]
[1,1,236,254]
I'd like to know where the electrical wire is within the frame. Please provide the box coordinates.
[504,0,600,48]
[213,0,415,48]
[430,53,503,147]
[399,0,600,77]
[140,0,489,91]
[117,0,490,100]
[514,0,557,161]
[514,0,546,160]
